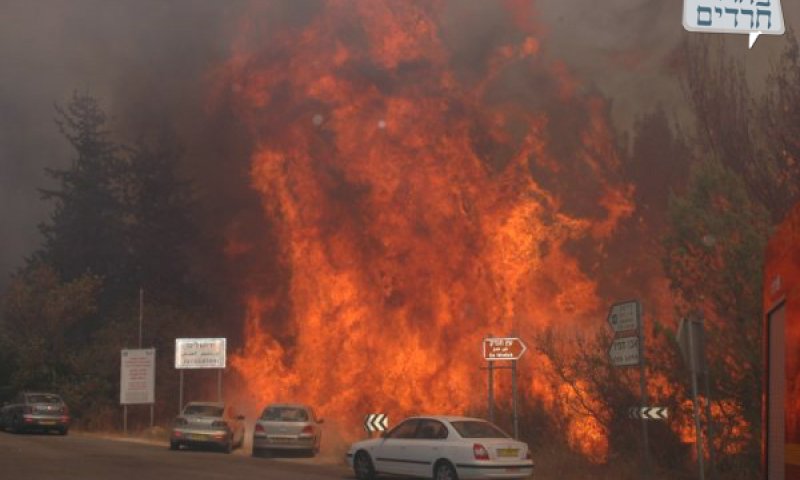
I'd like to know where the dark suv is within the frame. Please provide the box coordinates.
[2,392,70,435]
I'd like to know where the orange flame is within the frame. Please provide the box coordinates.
[217,0,633,459]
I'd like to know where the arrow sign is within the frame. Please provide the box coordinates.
[483,337,527,361]
[363,413,389,432]
[609,336,640,367]
[628,407,668,421]
[607,301,640,333]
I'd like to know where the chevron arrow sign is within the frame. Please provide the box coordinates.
[364,413,389,432]
[628,406,668,420]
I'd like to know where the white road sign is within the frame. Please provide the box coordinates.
[608,301,639,333]
[683,0,784,48]
[175,338,226,369]
[120,348,156,405]
[609,336,640,367]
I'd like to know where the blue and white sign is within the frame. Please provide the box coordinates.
[683,0,785,48]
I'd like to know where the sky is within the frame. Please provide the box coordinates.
[1,0,798,289]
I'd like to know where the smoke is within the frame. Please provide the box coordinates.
[1,0,798,296]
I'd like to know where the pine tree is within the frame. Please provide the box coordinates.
[38,91,131,299]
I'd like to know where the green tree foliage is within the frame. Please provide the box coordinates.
[122,134,198,305]
[3,91,208,428]
[663,161,770,476]
[0,263,100,393]
[39,92,129,298]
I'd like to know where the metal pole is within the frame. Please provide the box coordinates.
[512,359,519,439]
[179,370,184,415]
[698,318,716,480]
[638,301,650,478]
[217,369,223,402]
[150,404,154,429]
[689,318,706,480]
[486,334,495,424]
[138,288,143,348]
[123,405,128,435]
[488,360,495,423]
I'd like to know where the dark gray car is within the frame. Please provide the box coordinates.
[170,402,245,453]
[2,392,70,435]
[253,403,323,457]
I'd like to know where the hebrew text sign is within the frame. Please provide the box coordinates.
[683,0,784,47]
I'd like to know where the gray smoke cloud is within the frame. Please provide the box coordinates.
[0,0,797,290]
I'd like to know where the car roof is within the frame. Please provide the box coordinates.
[23,392,62,398]
[405,415,488,423]
[263,403,310,409]
[185,401,225,408]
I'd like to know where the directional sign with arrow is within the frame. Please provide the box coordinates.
[363,413,389,432]
[607,300,640,333]
[628,406,668,421]
[483,337,527,361]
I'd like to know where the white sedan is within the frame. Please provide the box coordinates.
[346,416,533,479]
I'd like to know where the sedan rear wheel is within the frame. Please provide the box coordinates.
[434,461,458,480]
[354,451,375,480]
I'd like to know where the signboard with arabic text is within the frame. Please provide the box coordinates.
[175,338,226,369]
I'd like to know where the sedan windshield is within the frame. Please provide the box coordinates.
[261,406,308,422]
[450,421,510,439]
[183,405,223,417]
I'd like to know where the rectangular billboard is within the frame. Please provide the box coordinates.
[175,338,226,369]
[120,348,156,405]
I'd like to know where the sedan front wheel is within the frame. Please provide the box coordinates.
[354,451,375,480]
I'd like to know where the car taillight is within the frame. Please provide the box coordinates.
[473,444,490,461]
[211,420,228,429]
[525,450,532,460]
[174,417,188,426]
[254,423,265,433]
[301,426,314,435]
[61,405,69,416]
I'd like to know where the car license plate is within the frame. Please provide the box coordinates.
[497,448,518,457]
[188,434,205,441]
[39,420,56,425]
[270,437,292,443]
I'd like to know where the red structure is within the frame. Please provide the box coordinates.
[764,204,800,480]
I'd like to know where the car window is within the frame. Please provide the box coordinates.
[417,419,448,439]
[26,394,62,404]
[183,405,224,417]
[261,406,309,422]
[450,421,510,439]
[386,419,420,439]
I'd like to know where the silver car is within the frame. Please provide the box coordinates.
[253,403,324,456]
[2,392,70,435]
[170,402,245,453]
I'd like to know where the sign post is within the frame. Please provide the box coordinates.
[175,338,227,413]
[607,300,649,479]
[482,336,527,439]
[120,348,156,435]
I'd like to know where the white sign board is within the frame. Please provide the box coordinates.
[120,348,156,405]
[609,336,640,367]
[608,301,639,333]
[683,0,784,47]
[175,338,226,369]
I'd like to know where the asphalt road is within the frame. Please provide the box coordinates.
[0,430,353,480]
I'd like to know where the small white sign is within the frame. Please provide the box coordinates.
[608,301,639,333]
[683,0,785,48]
[120,349,156,405]
[175,338,226,369]
[609,336,640,367]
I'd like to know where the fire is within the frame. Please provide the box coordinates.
[217,0,633,458]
